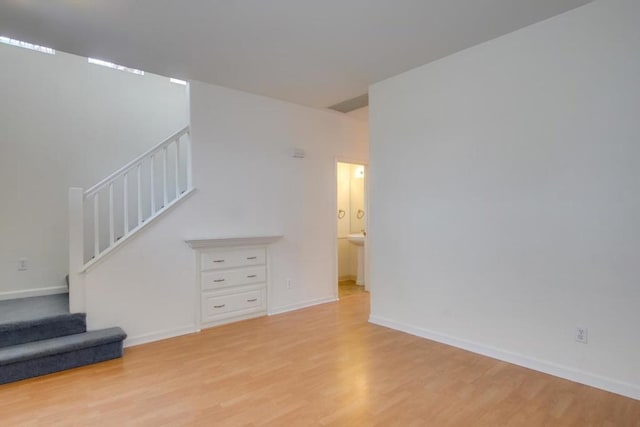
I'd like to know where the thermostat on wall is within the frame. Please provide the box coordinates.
[291,148,305,158]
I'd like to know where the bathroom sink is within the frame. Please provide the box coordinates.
[347,233,366,286]
[347,233,365,246]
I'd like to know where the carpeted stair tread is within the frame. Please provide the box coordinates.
[0,327,127,385]
[0,327,126,366]
[0,313,86,349]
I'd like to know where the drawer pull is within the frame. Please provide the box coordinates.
[213,304,226,308]
[213,279,225,283]
[247,275,257,278]
[247,298,258,302]
[213,260,225,263]
[246,256,258,260]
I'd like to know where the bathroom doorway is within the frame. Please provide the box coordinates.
[336,161,368,299]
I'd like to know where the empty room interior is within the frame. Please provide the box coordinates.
[0,0,639,425]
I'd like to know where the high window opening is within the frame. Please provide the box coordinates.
[0,36,55,55]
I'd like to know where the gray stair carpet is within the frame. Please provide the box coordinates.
[0,294,69,323]
[0,313,87,348]
[0,327,127,385]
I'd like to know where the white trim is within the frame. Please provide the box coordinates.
[185,235,283,249]
[0,286,68,301]
[369,315,640,401]
[268,296,337,316]
[334,157,369,296]
[85,126,190,197]
[200,311,266,330]
[124,325,199,348]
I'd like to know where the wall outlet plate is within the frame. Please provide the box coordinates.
[575,326,588,344]
[18,258,28,271]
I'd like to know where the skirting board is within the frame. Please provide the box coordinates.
[369,315,640,401]
[269,296,338,316]
[124,325,199,348]
[126,297,338,347]
[0,286,67,301]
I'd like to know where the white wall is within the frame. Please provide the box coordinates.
[369,0,640,399]
[83,81,368,345]
[346,106,369,122]
[0,43,187,298]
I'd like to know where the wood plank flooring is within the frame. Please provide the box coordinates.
[338,279,367,298]
[1,293,639,426]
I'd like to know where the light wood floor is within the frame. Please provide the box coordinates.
[338,279,367,298]
[1,294,639,426]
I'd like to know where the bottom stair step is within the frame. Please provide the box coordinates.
[0,327,127,385]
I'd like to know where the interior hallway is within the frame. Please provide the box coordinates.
[338,279,367,299]
[1,293,638,426]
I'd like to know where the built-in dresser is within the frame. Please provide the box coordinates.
[185,236,282,329]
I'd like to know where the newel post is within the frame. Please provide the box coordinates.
[68,187,86,313]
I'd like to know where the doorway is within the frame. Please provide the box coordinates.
[336,161,368,299]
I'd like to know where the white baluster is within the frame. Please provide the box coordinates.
[175,139,180,197]
[109,183,114,245]
[123,173,129,235]
[93,194,99,257]
[150,155,156,214]
[74,126,190,270]
[137,164,142,226]
[186,132,193,190]
[163,145,168,207]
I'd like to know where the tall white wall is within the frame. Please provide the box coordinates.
[346,106,369,122]
[83,81,368,345]
[0,44,187,298]
[369,0,640,399]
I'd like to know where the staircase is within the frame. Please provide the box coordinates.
[0,310,126,385]
[68,125,193,313]
[0,126,192,384]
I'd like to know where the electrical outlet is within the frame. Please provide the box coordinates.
[18,258,28,271]
[575,326,588,344]
[286,279,292,289]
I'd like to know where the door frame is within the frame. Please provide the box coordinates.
[333,157,369,298]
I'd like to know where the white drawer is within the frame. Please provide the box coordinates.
[201,266,266,290]
[201,248,266,271]
[235,289,263,310]
[201,286,266,323]
[202,294,234,316]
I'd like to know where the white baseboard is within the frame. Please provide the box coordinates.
[369,315,640,401]
[269,296,338,316]
[0,286,68,301]
[125,296,339,347]
[124,325,199,348]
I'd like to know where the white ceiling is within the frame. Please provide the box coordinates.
[0,0,591,108]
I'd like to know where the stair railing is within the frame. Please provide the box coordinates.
[68,126,193,312]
